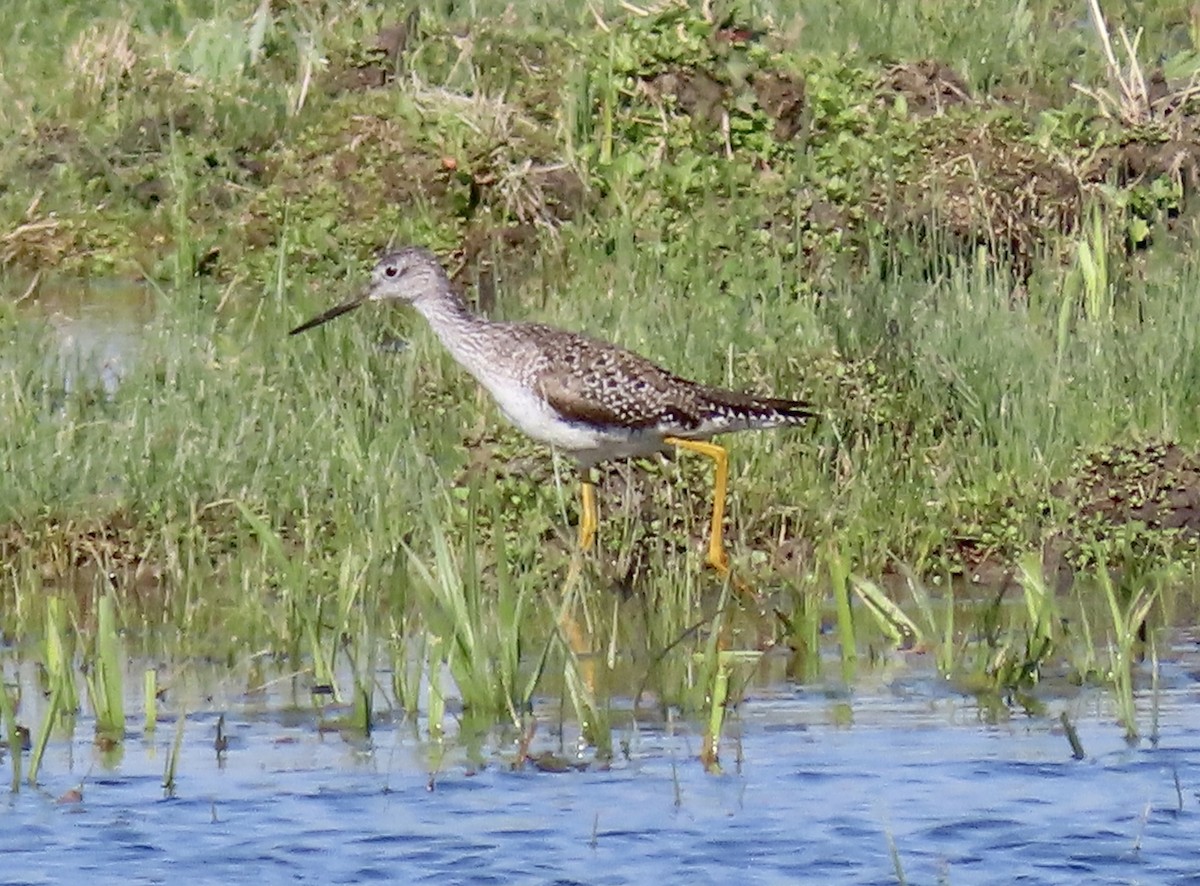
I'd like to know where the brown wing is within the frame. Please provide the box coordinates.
[527,328,706,431]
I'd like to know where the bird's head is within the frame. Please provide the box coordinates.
[289,246,446,335]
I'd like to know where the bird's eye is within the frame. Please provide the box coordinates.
[384,265,399,278]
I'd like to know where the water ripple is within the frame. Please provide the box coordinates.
[3,686,1200,885]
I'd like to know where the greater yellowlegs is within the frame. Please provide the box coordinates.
[290,247,813,581]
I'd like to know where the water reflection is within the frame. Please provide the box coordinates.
[14,278,152,396]
[2,657,1199,885]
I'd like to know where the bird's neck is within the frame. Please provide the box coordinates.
[411,284,493,372]
[413,284,476,330]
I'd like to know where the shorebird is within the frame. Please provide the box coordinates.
[290,246,812,582]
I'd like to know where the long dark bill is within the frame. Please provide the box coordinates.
[288,297,365,335]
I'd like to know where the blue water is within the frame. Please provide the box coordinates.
[3,673,1199,886]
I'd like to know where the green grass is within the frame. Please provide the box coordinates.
[85,591,127,743]
[2,0,1200,764]
[4,209,1200,740]
[0,670,20,791]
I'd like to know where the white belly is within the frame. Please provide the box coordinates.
[480,377,665,466]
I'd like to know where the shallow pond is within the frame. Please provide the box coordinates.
[4,279,1199,884]
[14,279,153,398]
[4,644,1199,886]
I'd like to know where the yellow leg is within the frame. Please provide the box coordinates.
[562,475,598,694]
[578,477,598,551]
[663,437,732,577]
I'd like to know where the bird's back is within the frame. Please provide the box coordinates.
[483,320,813,442]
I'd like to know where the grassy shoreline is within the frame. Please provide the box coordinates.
[4,0,1200,752]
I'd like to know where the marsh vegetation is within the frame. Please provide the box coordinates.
[3,0,1200,808]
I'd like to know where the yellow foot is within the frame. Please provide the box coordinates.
[558,548,598,695]
[661,435,761,602]
[706,552,759,607]
[577,477,597,552]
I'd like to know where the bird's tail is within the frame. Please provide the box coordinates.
[703,389,816,432]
